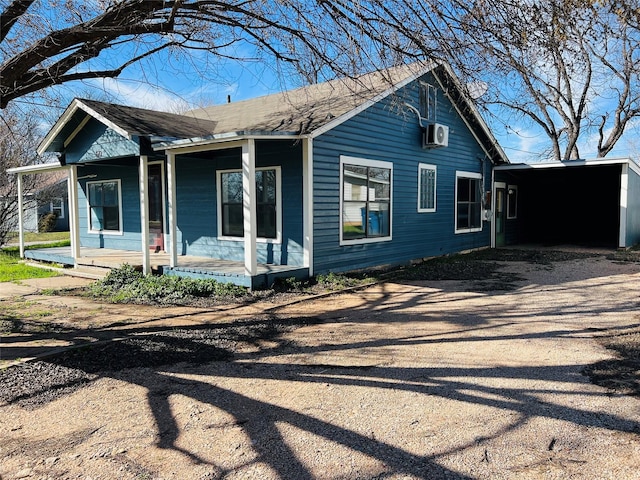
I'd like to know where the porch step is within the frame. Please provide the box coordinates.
[69,265,112,280]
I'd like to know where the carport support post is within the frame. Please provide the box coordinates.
[242,139,258,280]
[139,155,150,274]
[167,152,178,268]
[16,173,24,258]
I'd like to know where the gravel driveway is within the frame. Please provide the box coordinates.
[1,250,639,479]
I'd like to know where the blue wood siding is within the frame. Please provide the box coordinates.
[77,163,142,251]
[175,141,304,266]
[625,166,640,247]
[313,73,493,274]
[65,118,139,164]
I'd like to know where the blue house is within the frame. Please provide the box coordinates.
[11,62,510,288]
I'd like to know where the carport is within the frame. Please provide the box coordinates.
[493,158,640,249]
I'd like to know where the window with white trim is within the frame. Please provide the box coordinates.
[218,167,280,241]
[87,180,121,233]
[455,171,482,233]
[340,156,392,243]
[50,198,64,219]
[507,185,518,219]
[418,163,436,212]
[419,82,437,121]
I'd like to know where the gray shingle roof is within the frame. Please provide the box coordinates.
[78,99,218,139]
[187,63,430,135]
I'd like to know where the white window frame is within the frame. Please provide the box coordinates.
[455,171,483,234]
[216,166,282,244]
[507,185,518,219]
[86,179,123,235]
[340,155,393,246]
[418,163,437,213]
[419,82,437,122]
[50,198,64,219]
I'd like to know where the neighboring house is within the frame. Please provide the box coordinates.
[10,61,510,288]
[1,193,38,233]
[36,176,69,232]
[1,172,69,234]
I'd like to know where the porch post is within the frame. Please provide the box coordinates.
[139,155,150,274]
[16,173,24,258]
[166,152,178,267]
[68,166,81,266]
[302,137,314,276]
[242,139,257,278]
[619,163,629,248]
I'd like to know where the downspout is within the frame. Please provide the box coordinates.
[490,163,496,248]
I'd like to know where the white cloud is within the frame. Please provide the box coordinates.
[92,78,192,113]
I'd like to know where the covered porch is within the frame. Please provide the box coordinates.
[24,246,308,289]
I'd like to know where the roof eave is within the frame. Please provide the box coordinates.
[37,98,132,155]
[155,131,302,151]
[309,60,439,139]
[434,64,510,165]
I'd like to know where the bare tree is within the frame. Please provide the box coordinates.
[0,0,378,109]
[0,106,46,245]
[325,0,640,161]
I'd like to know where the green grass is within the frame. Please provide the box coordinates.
[5,231,70,244]
[0,250,60,282]
[1,239,70,255]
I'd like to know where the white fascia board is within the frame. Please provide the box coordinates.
[75,101,130,139]
[37,98,130,155]
[63,114,91,148]
[495,157,639,174]
[7,163,70,175]
[37,99,83,155]
[435,63,510,165]
[157,132,300,154]
[309,61,438,139]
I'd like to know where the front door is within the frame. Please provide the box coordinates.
[495,183,506,247]
[148,163,165,252]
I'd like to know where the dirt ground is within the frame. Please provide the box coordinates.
[1,251,640,479]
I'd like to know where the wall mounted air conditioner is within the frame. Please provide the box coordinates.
[422,123,449,148]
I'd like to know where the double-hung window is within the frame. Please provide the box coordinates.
[418,163,437,212]
[419,82,437,121]
[340,156,392,244]
[218,167,280,241]
[455,171,483,233]
[50,198,64,219]
[87,180,122,233]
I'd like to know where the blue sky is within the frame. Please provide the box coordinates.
[20,50,638,164]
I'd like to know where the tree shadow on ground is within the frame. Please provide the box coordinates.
[2,310,640,478]
[2,249,640,477]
